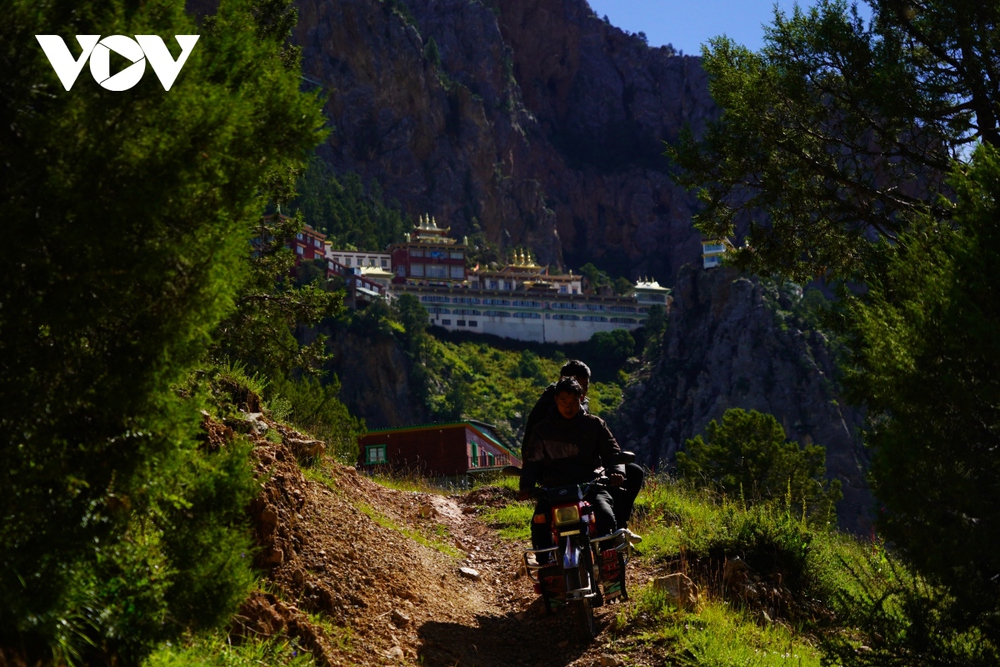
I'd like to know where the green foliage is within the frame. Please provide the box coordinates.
[613,276,634,295]
[381,0,417,28]
[211,212,344,383]
[579,262,609,291]
[289,160,406,251]
[0,0,324,661]
[424,36,441,68]
[511,350,547,384]
[620,595,822,667]
[393,293,430,347]
[761,281,815,329]
[819,560,999,667]
[590,329,635,367]
[677,409,841,524]
[639,303,668,352]
[670,0,1000,282]
[209,204,359,470]
[396,328,622,445]
[836,146,1000,648]
[671,3,1000,660]
[464,220,503,269]
[144,630,317,667]
[268,375,365,463]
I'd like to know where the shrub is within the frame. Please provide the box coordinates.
[677,409,841,525]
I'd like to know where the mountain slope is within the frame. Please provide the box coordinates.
[292,0,714,278]
[610,267,871,533]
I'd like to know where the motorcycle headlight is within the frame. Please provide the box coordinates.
[554,505,581,526]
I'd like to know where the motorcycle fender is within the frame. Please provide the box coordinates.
[563,538,581,569]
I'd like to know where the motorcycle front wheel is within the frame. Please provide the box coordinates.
[575,597,596,640]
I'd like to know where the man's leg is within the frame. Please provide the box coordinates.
[588,489,617,537]
[531,500,553,551]
[609,463,644,528]
[609,463,644,543]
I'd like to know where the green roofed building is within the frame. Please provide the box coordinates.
[358,420,521,476]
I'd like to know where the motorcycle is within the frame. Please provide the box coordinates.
[503,454,635,640]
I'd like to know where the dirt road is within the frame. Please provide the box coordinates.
[234,423,656,667]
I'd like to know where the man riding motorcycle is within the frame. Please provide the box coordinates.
[522,360,644,542]
[518,377,624,551]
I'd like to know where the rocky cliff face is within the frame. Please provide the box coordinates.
[611,267,872,533]
[325,327,427,429]
[292,0,715,278]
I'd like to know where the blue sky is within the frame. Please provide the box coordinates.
[585,1,870,56]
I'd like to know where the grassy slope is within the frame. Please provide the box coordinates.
[480,474,888,666]
[419,334,624,448]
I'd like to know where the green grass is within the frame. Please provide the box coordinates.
[480,501,534,541]
[471,471,520,493]
[300,461,340,491]
[305,612,354,654]
[144,631,316,667]
[354,500,464,558]
[618,588,822,667]
[366,469,448,494]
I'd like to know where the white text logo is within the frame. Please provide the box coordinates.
[35,35,200,91]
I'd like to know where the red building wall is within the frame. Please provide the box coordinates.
[390,244,466,284]
[358,423,519,476]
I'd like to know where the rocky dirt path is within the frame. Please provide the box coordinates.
[230,416,659,667]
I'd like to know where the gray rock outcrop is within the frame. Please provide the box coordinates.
[611,266,872,533]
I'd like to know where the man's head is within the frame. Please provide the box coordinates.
[554,376,584,419]
[559,359,591,397]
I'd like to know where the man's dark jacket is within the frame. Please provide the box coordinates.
[521,383,590,451]
[520,409,624,493]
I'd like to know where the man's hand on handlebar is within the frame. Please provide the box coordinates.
[608,473,625,487]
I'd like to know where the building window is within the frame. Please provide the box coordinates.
[410,249,424,257]
[442,319,452,325]
[296,233,303,240]
[468,320,477,327]
[381,259,388,267]
[314,239,321,248]
[411,264,425,277]
[295,245,304,255]
[457,320,466,326]
[450,251,463,259]
[450,266,464,279]
[469,442,479,468]
[365,444,387,464]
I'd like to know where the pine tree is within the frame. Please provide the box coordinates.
[0,0,324,662]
